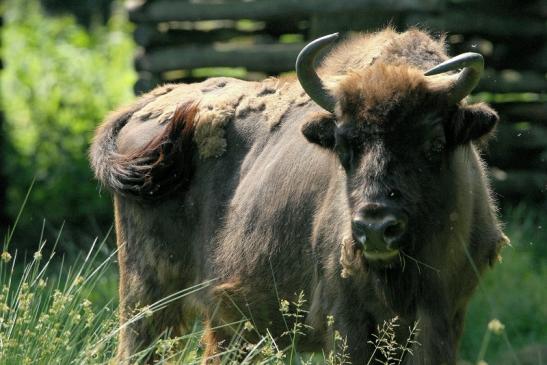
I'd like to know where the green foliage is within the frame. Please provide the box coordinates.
[1,0,135,235]
[460,206,547,362]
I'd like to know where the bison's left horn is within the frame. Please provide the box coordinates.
[296,33,339,113]
[424,52,484,104]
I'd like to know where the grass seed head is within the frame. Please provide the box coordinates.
[1,251,12,263]
[487,319,505,335]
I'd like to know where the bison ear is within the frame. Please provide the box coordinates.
[301,112,336,148]
[447,103,499,146]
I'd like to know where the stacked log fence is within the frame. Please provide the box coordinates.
[128,0,547,205]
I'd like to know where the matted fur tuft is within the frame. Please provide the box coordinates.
[333,63,444,127]
[320,27,447,77]
[90,98,198,200]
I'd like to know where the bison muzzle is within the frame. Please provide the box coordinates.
[90,27,508,364]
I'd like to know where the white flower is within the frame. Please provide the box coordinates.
[488,319,505,335]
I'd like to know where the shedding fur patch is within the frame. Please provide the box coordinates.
[490,232,510,266]
[263,81,294,129]
[340,236,363,278]
[190,78,296,159]
[91,76,299,199]
[235,78,294,130]
[193,100,238,159]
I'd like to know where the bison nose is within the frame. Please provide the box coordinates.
[351,204,408,251]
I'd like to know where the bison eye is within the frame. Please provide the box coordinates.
[335,139,354,170]
[334,132,358,170]
[431,139,444,154]
[424,137,446,163]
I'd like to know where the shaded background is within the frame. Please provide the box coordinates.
[0,0,545,363]
[1,0,545,249]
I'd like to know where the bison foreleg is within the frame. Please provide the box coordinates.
[406,306,457,365]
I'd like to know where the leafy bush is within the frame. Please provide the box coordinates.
[1,0,135,243]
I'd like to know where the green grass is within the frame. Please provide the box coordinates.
[459,204,547,364]
[0,204,545,364]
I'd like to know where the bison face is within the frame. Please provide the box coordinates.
[296,34,498,264]
[334,114,447,265]
[296,34,499,266]
[302,90,498,266]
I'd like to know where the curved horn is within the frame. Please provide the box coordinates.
[296,33,339,113]
[424,52,484,104]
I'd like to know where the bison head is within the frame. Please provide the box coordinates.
[299,34,499,266]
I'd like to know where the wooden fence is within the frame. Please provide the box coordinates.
[128,0,547,205]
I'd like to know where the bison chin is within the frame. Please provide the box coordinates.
[363,248,400,264]
[359,235,417,270]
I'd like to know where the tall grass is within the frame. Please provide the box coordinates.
[0,232,119,363]
[0,235,415,364]
[0,203,544,364]
[459,204,547,363]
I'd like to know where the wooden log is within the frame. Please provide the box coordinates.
[263,18,305,37]
[448,37,547,72]
[495,123,547,151]
[486,42,547,72]
[129,0,442,23]
[487,123,547,170]
[405,11,546,38]
[134,24,276,48]
[135,47,547,92]
[309,10,402,38]
[490,169,547,201]
[135,42,304,73]
[134,71,162,94]
[450,0,547,18]
[476,69,547,94]
[494,102,547,123]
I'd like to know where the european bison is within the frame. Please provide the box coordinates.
[90,28,508,364]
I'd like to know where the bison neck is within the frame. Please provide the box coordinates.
[366,266,420,317]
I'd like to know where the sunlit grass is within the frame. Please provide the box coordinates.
[0,232,119,364]
[0,236,416,364]
[0,203,544,363]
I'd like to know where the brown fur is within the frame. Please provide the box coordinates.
[335,63,436,125]
[117,101,197,199]
[319,28,447,79]
[90,85,198,199]
[90,28,506,365]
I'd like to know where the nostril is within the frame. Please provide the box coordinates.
[383,219,406,246]
[354,205,408,250]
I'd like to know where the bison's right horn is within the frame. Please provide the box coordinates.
[296,33,339,113]
[424,52,484,104]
